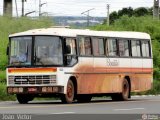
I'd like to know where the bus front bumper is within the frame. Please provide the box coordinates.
[7,86,64,94]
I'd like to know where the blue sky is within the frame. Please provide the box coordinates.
[0,0,153,17]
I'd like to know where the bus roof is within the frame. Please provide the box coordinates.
[9,28,151,40]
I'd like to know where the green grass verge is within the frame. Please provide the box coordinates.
[145,80,160,95]
[0,82,16,101]
[0,71,6,82]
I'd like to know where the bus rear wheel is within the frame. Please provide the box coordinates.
[111,78,130,101]
[16,94,34,104]
[61,80,74,103]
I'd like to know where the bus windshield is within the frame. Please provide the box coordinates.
[10,37,32,66]
[9,36,63,66]
[34,36,63,65]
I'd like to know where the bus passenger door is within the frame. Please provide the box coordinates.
[76,36,94,94]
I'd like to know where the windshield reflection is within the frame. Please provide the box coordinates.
[34,36,63,65]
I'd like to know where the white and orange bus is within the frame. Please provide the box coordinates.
[6,27,153,104]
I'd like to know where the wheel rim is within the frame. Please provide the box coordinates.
[123,80,129,98]
[67,82,74,99]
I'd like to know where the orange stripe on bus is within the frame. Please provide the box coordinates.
[8,68,57,73]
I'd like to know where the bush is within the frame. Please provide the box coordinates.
[0,71,6,82]
[0,83,16,101]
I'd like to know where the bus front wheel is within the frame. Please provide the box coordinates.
[61,80,75,103]
[16,94,34,104]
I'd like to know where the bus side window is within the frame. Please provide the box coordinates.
[141,40,150,57]
[65,38,76,55]
[106,38,118,56]
[92,37,105,56]
[78,37,92,56]
[65,38,77,66]
[131,40,141,57]
[119,39,129,57]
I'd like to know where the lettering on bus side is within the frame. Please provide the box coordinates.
[107,59,119,66]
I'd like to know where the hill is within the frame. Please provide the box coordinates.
[53,16,105,27]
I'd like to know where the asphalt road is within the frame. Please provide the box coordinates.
[0,95,160,114]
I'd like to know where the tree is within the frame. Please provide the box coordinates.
[109,11,119,24]
[134,7,149,17]
[118,7,134,17]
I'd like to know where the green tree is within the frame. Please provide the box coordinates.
[118,7,134,17]
[109,11,119,24]
[134,7,149,17]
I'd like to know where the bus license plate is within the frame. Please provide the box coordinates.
[28,88,37,92]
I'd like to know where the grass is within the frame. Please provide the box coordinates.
[0,83,16,101]
[0,71,6,82]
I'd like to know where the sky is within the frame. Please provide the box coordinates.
[0,0,154,17]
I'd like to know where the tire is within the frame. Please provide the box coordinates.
[120,78,130,100]
[111,78,130,101]
[77,95,92,103]
[16,94,34,104]
[60,80,74,103]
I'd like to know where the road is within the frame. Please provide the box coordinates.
[0,95,160,114]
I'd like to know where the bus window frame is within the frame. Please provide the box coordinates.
[77,35,93,57]
[117,39,130,58]
[105,38,119,57]
[8,35,34,67]
[130,39,152,59]
[91,37,106,57]
[141,40,151,58]
[8,35,65,68]
[63,37,78,67]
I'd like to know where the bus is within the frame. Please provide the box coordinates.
[6,27,153,104]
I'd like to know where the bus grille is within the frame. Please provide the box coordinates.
[8,75,56,86]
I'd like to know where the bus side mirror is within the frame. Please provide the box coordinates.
[6,45,9,56]
[66,45,71,54]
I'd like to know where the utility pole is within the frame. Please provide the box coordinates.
[153,0,159,19]
[3,0,12,16]
[81,8,95,27]
[39,0,41,16]
[107,4,110,26]
[15,0,18,17]
[39,0,47,17]
[22,0,25,16]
